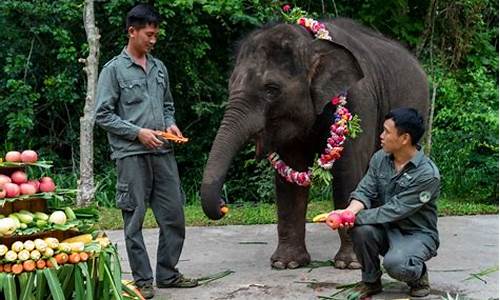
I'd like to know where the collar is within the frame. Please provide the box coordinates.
[385,145,425,168]
[120,47,157,69]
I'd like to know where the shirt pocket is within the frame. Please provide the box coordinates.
[156,73,166,100]
[394,176,412,194]
[118,79,145,105]
[115,182,136,211]
[376,173,388,204]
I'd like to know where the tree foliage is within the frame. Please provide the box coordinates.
[0,0,497,205]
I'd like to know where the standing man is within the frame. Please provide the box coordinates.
[95,4,198,299]
[333,108,440,298]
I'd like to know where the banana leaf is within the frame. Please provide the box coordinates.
[4,274,17,300]
[58,264,75,299]
[0,272,4,294]
[19,272,35,300]
[74,265,85,300]
[79,261,94,300]
[0,161,53,168]
[43,268,65,300]
[35,270,47,300]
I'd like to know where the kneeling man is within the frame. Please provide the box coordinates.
[335,107,440,298]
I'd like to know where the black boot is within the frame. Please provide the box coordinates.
[408,266,430,297]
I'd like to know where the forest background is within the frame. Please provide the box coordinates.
[0,0,497,208]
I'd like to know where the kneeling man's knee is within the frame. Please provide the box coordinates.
[383,255,421,282]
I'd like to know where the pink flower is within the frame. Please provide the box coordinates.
[312,22,323,33]
[282,4,291,12]
[331,96,341,105]
[298,18,306,26]
[335,126,345,135]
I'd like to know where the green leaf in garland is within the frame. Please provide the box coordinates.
[347,115,362,138]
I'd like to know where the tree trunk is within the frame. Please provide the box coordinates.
[77,0,100,207]
[425,83,437,155]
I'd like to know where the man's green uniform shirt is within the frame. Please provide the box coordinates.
[95,48,175,159]
[350,148,441,247]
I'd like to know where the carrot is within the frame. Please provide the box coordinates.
[54,253,68,265]
[46,259,53,268]
[11,263,23,274]
[220,206,229,214]
[68,253,80,264]
[155,131,189,143]
[36,259,46,269]
[79,252,89,262]
[22,260,36,272]
[3,264,12,273]
[0,265,3,272]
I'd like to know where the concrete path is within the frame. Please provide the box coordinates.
[106,215,499,300]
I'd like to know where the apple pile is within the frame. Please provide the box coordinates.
[326,210,356,230]
[0,150,56,199]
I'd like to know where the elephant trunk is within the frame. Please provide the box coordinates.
[201,100,263,220]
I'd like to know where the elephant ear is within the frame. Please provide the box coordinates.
[308,40,364,115]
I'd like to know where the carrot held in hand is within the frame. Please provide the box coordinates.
[155,131,189,144]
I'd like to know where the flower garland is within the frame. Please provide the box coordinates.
[268,93,360,187]
[268,6,362,187]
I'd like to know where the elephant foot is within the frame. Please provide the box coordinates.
[334,228,361,270]
[271,245,311,270]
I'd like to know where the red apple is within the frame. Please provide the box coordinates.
[326,213,343,230]
[20,183,36,195]
[27,180,40,192]
[39,180,56,193]
[340,210,356,224]
[0,188,6,199]
[0,174,11,187]
[39,176,53,183]
[4,183,20,198]
[5,151,22,162]
[11,170,28,184]
[21,150,38,163]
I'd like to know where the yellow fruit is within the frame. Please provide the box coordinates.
[312,212,330,223]
[62,234,93,244]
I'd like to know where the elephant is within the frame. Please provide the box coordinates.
[201,18,429,270]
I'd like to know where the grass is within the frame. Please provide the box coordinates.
[96,198,498,230]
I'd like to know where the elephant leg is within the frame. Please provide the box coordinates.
[331,133,376,269]
[270,169,311,270]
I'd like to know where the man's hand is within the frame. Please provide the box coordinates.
[166,124,183,137]
[138,128,164,149]
[329,200,365,229]
[329,209,356,229]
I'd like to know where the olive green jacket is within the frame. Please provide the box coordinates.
[95,48,175,160]
[351,148,441,246]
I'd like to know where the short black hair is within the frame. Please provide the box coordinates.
[126,4,160,31]
[385,108,425,145]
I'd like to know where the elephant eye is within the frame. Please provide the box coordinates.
[264,84,281,99]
